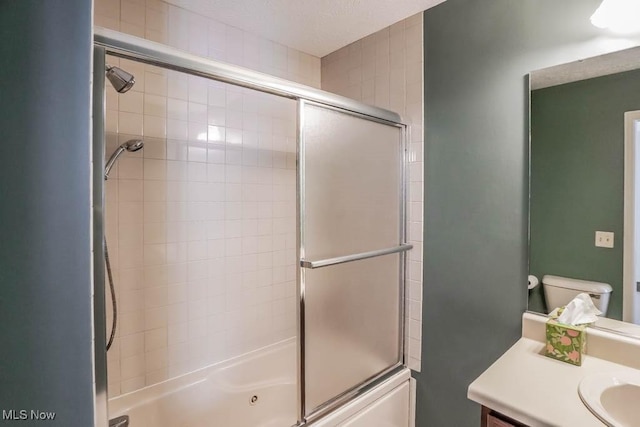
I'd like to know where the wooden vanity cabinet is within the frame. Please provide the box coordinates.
[481,406,528,427]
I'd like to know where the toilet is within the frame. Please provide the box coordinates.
[541,275,613,315]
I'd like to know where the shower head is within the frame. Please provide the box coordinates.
[124,139,144,152]
[105,65,136,93]
[104,139,144,180]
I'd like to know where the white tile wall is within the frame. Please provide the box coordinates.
[96,0,318,397]
[95,0,321,88]
[321,13,424,372]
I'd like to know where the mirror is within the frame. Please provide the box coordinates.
[528,46,640,334]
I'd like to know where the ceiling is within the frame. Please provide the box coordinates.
[162,0,446,57]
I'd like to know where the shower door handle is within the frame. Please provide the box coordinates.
[300,244,413,269]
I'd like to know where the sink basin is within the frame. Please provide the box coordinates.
[578,371,640,427]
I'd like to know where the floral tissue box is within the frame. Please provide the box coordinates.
[545,318,586,366]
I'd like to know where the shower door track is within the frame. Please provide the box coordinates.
[93,27,410,427]
[94,27,404,125]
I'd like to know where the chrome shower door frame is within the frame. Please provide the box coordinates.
[92,27,410,427]
[92,45,109,427]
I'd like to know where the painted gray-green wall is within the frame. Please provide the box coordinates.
[419,1,640,426]
[529,70,640,319]
[0,1,94,425]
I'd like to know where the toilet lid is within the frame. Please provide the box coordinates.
[542,275,612,294]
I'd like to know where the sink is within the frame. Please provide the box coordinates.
[578,371,640,427]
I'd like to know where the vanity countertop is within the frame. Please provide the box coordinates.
[468,337,634,426]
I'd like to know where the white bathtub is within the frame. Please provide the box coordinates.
[108,338,412,427]
[109,338,297,427]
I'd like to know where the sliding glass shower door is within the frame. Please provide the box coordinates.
[298,101,408,419]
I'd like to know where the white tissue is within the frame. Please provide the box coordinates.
[556,293,602,325]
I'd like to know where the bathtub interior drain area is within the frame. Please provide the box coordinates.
[249,395,259,406]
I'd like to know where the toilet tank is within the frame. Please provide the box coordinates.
[541,275,612,315]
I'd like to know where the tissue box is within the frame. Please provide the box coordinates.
[545,318,586,366]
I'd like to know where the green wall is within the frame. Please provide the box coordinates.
[419,0,640,426]
[0,1,94,425]
[529,70,640,319]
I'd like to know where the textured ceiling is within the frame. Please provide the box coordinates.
[531,46,640,90]
[162,0,446,57]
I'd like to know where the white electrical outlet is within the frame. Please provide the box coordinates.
[595,231,614,248]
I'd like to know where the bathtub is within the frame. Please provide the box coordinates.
[109,338,297,427]
[108,338,412,427]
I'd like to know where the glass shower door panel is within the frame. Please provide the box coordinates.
[302,104,402,261]
[304,254,401,413]
[301,103,404,415]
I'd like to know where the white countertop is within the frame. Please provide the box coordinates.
[467,337,637,427]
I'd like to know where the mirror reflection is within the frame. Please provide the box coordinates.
[528,46,640,330]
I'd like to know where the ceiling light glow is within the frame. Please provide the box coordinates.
[591,0,640,34]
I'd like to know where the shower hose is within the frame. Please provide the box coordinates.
[105,238,117,351]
